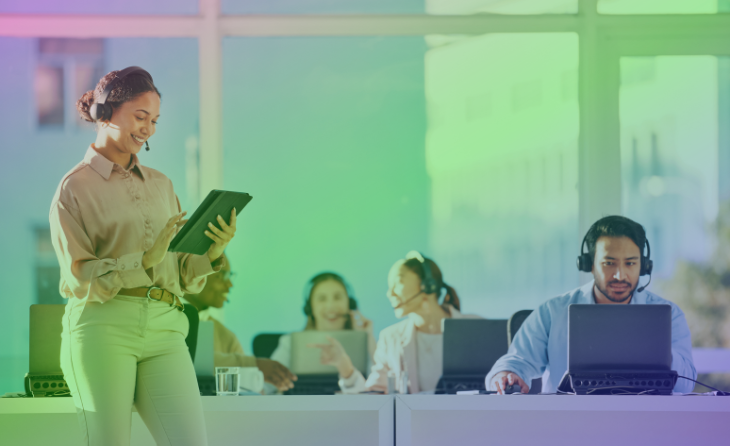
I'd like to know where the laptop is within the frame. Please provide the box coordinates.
[436,319,509,394]
[194,320,217,395]
[28,304,69,397]
[286,331,368,395]
[558,304,677,395]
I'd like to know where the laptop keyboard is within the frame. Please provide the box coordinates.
[285,375,340,395]
[437,376,486,394]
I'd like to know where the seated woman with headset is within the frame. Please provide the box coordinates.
[313,251,478,394]
[267,272,376,392]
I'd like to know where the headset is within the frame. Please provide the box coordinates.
[90,66,153,122]
[89,66,154,151]
[302,272,358,319]
[404,250,440,296]
[576,218,653,292]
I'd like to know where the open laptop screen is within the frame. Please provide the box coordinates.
[442,319,508,376]
[291,331,368,376]
[568,304,672,372]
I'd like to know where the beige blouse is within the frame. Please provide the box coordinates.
[49,146,217,305]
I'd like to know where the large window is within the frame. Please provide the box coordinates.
[620,55,730,388]
[3,0,730,395]
[220,34,578,344]
[221,0,577,14]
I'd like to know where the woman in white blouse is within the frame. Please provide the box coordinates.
[50,67,236,446]
[314,251,476,394]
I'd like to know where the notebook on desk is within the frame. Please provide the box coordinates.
[436,319,509,394]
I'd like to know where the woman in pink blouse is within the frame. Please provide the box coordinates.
[50,67,236,446]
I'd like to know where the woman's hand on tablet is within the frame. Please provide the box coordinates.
[205,208,237,262]
[142,212,187,270]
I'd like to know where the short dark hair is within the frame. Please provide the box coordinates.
[586,215,647,262]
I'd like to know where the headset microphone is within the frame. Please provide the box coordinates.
[393,291,423,310]
[145,141,150,151]
[636,274,652,294]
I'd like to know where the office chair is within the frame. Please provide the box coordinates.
[252,333,284,359]
[508,309,533,346]
[507,309,542,394]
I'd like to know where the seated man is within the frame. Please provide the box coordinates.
[485,215,697,394]
[184,254,297,392]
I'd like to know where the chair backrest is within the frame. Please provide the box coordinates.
[253,333,284,358]
[507,309,533,346]
[182,304,200,362]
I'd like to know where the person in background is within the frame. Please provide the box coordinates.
[183,254,297,392]
[312,251,478,394]
[267,272,376,392]
[485,215,697,394]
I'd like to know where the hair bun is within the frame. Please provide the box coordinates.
[76,89,96,122]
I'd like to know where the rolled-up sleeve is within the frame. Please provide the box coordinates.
[178,253,220,295]
[50,199,153,303]
[485,305,551,391]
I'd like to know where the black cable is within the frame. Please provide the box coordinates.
[677,375,730,395]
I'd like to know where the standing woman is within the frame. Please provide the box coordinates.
[50,67,236,446]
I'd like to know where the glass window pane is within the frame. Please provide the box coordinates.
[620,55,730,390]
[222,33,579,345]
[0,0,197,15]
[222,0,577,15]
[599,0,729,14]
[35,64,64,126]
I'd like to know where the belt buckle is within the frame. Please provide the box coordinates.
[174,296,184,312]
[145,286,164,302]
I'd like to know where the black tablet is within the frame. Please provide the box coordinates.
[168,190,252,255]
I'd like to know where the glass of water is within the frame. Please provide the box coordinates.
[215,367,241,396]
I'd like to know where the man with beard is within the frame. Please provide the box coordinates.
[485,216,696,394]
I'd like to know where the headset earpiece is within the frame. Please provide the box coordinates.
[576,233,593,273]
[640,239,653,276]
[405,250,439,296]
[577,219,653,277]
[91,66,152,123]
[89,102,113,122]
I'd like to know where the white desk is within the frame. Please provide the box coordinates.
[396,394,730,446]
[0,395,394,446]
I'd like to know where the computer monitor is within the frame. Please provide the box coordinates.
[442,319,508,376]
[29,304,65,375]
[568,304,672,372]
[193,320,215,377]
[290,331,368,376]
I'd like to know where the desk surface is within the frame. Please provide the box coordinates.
[396,394,730,446]
[0,395,394,446]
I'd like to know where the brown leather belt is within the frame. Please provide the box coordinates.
[118,287,184,311]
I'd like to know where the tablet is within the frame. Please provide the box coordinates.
[168,190,252,255]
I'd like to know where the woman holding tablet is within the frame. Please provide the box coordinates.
[313,251,476,394]
[50,67,236,446]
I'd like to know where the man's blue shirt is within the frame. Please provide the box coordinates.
[485,281,697,393]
